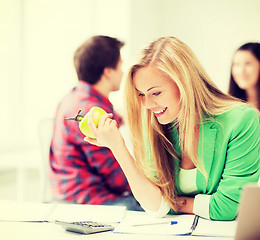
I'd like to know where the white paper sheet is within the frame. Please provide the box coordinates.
[0,200,126,223]
[47,203,126,223]
[193,218,237,237]
[0,200,54,222]
[113,212,193,235]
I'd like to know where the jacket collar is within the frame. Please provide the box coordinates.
[171,119,218,193]
[197,120,218,192]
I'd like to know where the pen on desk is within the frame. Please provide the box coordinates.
[132,221,178,227]
[190,215,199,234]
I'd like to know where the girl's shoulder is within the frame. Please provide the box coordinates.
[211,104,259,132]
[217,104,259,121]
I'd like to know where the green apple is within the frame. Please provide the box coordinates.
[79,107,107,138]
[64,107,107,139]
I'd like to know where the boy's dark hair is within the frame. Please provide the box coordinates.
[74,35,124,84]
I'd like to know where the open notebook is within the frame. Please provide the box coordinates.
[113,212,236,237]
[114,184,260,238]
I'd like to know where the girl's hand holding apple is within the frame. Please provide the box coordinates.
[64,106,125,154]
[64,106,107,139]
[84,107,125,152]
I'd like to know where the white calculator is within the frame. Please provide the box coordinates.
[55,220,115,234]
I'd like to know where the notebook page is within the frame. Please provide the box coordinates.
[0,200,54,222]
[193,217,237,237]
[47,203,126,223]
[114,212,194,235]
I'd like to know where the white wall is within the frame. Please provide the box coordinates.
[0,0,23,148]
[0,0,260,152]
[129,0,260,91]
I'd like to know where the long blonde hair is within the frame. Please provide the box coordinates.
[124,36,242,211]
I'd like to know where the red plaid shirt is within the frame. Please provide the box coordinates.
[50,81,131,204]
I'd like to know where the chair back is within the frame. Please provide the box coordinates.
[38,118,54,203]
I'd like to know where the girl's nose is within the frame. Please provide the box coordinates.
[142,95,156,109]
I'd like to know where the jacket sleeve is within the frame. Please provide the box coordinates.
[209,107,260,220]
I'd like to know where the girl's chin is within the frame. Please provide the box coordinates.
[157,117,172,125]
[157,115,178,125]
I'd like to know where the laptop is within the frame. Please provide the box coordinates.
[234,184,260,240]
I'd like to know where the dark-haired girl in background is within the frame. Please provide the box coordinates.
[229,42,260,111]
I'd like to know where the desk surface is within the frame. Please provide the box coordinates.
[0,221,233,240]
[0,200,235,240]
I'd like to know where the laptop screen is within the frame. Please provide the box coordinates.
[234,184,260,240]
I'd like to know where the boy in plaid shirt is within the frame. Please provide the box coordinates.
[50,35,142,211]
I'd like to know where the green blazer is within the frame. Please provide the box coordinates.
[170,105,260,220]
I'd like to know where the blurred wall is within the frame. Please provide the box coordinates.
[129,0,260,90]
[0,0,260,152]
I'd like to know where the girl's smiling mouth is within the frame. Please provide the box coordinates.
[153,107,167,117]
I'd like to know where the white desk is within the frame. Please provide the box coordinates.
[0,221,234,240]
[0,200,235,240]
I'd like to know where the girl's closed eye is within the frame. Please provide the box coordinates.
[153,92,161,96]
